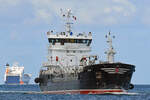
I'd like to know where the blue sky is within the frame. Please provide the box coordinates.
[0,0,150,84]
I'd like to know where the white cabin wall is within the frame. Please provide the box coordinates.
[47,43,91,67]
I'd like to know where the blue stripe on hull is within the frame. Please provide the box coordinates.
[5,76,20,84]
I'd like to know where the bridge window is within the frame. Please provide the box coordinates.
[83,39,88,43]
[70,39,74,43]
[56,39,60,42]
[47,75,50,79]
[60,39,65,45]
[87,40,92,46]
[52,39,56,45]
[48,38,92,45]
[67,50,69,53]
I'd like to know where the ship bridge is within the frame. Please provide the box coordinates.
[43,9,93,69]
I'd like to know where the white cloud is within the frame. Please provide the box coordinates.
[0,0,136,26]
[0,0,21,7]
[28,9,53,24]
[29,0,136,26]
[142,7,150,25]
[10,30,19,40]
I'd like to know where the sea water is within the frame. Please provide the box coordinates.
[0,84,150,100]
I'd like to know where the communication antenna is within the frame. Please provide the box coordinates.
[105,31,116,63]
[60,9,77,35]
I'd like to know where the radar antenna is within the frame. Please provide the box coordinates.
[60,9,76,35]
[105,31,116,63]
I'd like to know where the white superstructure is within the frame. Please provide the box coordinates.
[42,9,92,73]
[4,62,31,84]
[4,62,24,82]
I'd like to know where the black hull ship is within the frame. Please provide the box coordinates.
[35,63,135,94]
[35,9,135,94]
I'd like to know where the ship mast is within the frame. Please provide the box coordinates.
[61,9,76,35]
[105,31,116,63]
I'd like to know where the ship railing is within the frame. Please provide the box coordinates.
[42,62,59,67]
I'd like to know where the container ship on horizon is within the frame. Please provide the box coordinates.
[4,62,31,85]
[35,9,135,94]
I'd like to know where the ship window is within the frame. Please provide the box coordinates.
[56,39,60,43]
[48,39,52,43]
[70,39,74,43]
[52,39,56,45]
[48,75,50,79]
[49,38,90,44]
[87,39,92,46]
[83,39,88,44]
[74,39,88,43]
[65,39,69,43]
[49,38,61,45]
[76,39,79,43]
[83,40,85,43]
[63,39,76,43]
[73,51,76,53]
[78,39,83,43]
[67,50,69,53]
[60,39,65,45]
[75,39,77,43]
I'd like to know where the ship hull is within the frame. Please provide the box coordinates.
[4,63,31,85]
[43,89,124,94]
[5,75,31,85]
[37,63,135,94]
[5,76,20,85]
